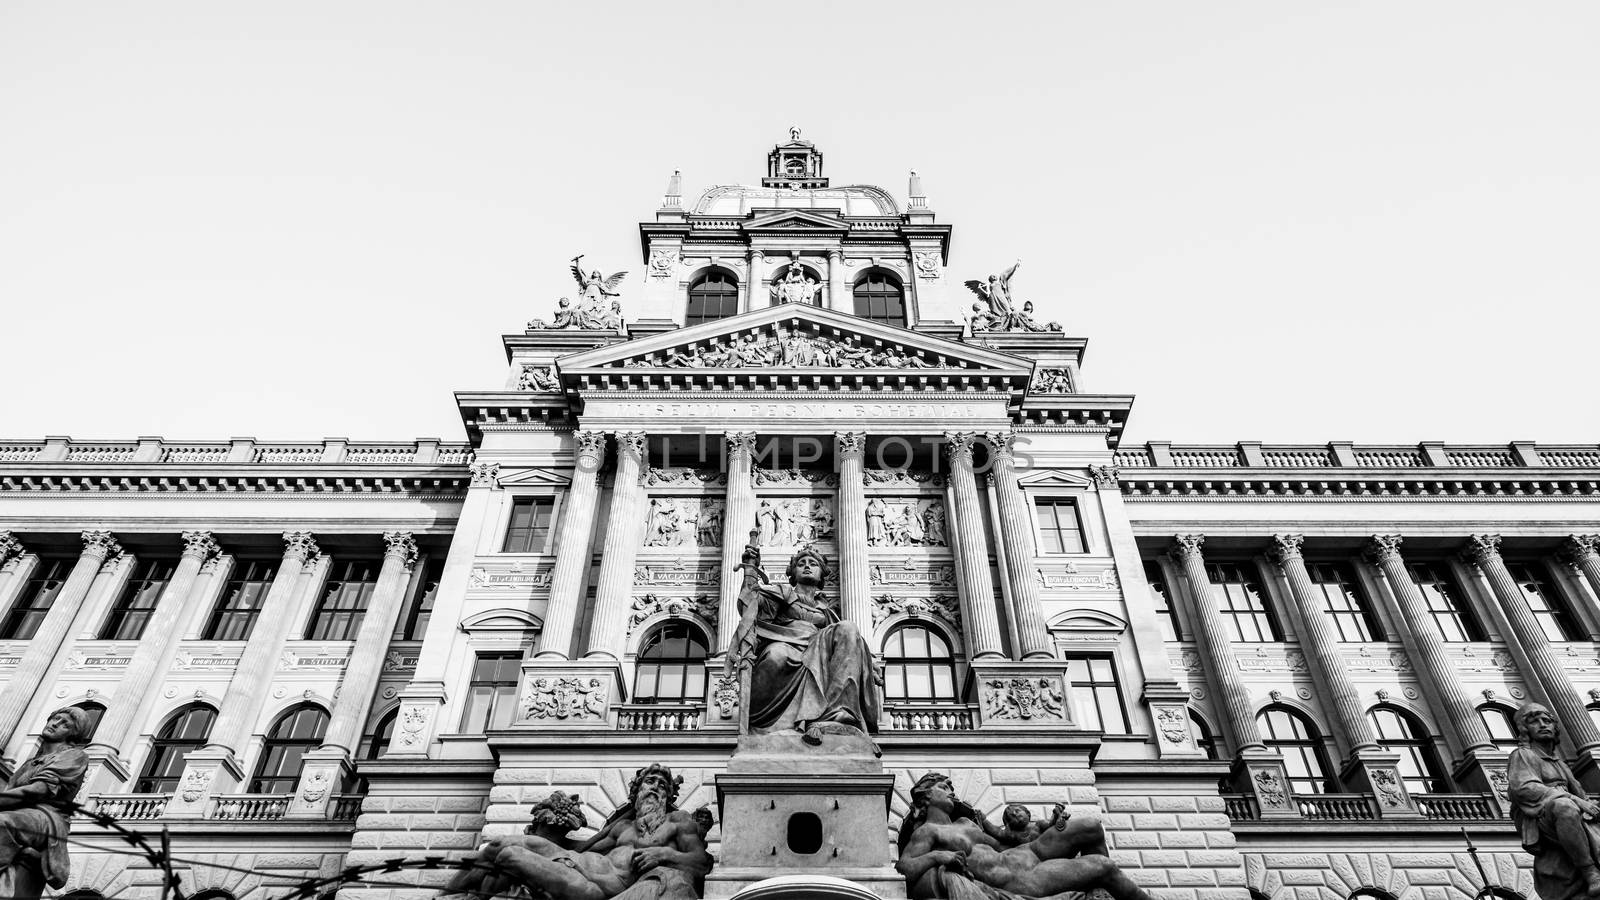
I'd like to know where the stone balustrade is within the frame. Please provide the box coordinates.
[82,791,366,823]
[1113,440,1593,469]
[0,437,473,467]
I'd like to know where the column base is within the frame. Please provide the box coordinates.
[968,660,1072,729]
[1232,749,1301,819]
[1341,748,1423,819]
[1453,748,1514,817]
[513,659,626,729]
[286,747,352,819]
[1142,683,1206,758]
[161,746,245,818]
[386,681,449,758]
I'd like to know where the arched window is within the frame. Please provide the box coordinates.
[1368,705,1449,794]
[1349,890,1399,900]
[1479,703,1521,749]
[249,704,329,794]
[686,271,739,325]
[72,701,107,742]
[634,622,710,704]
[1257,706,1336,795]
[348,708,398,794]
[882,623,959,703]
[1189,708,1221,760]
[853,271,906,326]
[135,704,217,793]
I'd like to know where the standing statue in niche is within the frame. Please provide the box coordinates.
[448,765,713,900]
[896,772,1151,900]
[0,707,92,899]
[771,262,822,306]
[1510,701,1600,900]
[724,542,881,746]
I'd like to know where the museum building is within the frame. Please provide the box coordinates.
[1,134,1594,899]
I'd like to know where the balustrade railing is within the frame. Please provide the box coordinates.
[0,437,472,467]
[1295,793,1377,820]
[1221,793,1258,821]
[885,704,976,731]
[86,793,169,820]
[616,704,704,731]
[331,794,366,820]
[210,793,291,821]
[1416,793,1500,820]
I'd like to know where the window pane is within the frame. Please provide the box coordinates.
[881,624,959,703]
[1034,500,1084,555]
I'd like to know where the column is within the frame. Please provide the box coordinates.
[585,432,648,660]
[1269,535,1378,752]
[0,532,30,614]
[745,249,763,312]
[291,532,418,818]
[1563,535,1600,622]
[717,433,758,655]
[943,432,1003,659]
[91,532,221,767]
[985,432,1051,659]
[1365,535,1494,753]
[535,432,607,659]
[835,432,870,634]
[164,532,319,815]
[827,249,845,311]
[1465,534,1600,752]
[1169,535,1263,753]
[0,530,121,753]
[388,463,500,758]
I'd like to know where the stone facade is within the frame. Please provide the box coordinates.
[1,136,1585,899]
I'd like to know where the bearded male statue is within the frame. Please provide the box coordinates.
[448,764,712,900]
[1509,702,1600,900]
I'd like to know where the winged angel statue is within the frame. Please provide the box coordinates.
[530,254,628,331]
[964,260,1060,333]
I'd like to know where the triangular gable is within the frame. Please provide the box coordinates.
[559,303,1032,376]
[495,467,573,487]
[1016,469,1095,488]
[743,209,851,231]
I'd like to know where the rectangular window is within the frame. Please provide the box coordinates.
[100,557,177,640]
[1066,656,1128,733]
[399,558,444,641]
[1507,562,1581,641]
[1144,560,1183,641]
[304,559,380,641]
[1034,499,1086,554]
[1307,562,1381,642]
[459,652,523,733]
[502,498,554,553]
[1208,562,1279,642]
[1409,563,1484,642]
[204,559,278,641]
[0,558,74,640]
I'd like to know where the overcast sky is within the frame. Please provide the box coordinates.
[2,2,1596,448]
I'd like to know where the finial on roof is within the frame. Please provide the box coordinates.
[661,169,682,209]
[789,126,802,142]
[908,169,928,209]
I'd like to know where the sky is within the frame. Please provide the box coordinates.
[1,2,1596,448]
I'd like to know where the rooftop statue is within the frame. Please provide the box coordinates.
[965,261,1062,333]
[1509,701,1600,900]
[725,542,881,747]
[0,707,93,899]
[528,255,628,332]
[896,772,1151,900]
[448,765,713,900]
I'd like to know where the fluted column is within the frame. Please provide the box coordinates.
[717,432,758,654]
[985,432,1051,659]
[0,532,29,614]
[207,531,321,754]
[835,432,871,634]
[322,533,418,753]
[585,432,648,660]
[0,530,121,751]
[1269,535,1378,752]
[536,432,608,659]
[1465,534,1600,751]
[944,432,1003,659]
[1366,535,1494,753]
[1170,535,1264,752]
[93,531,221,753]
[827,249,846,311]
[1563,535,1600,625]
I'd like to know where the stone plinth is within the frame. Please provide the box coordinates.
[968,660,1073,729]
[708,733,904,899]
[512,659,625,728]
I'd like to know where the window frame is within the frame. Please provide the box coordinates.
[397,557,444,641]
[1479,703,1521,750]
[851,269,906,325]
[500,495,557,555]
[303,558,382,641]
[100,556,178,640]
[458,651,524,733]
[1408,562,1484,642]
[685,269,740,325]
[632,621,712,705]
[1144,558,1184,641]
[134,704,218,793]
[1032,497,1087,555]
[0,557,74,640]
[203,558,278,641]
[1065,654,1129,733]
[1368,704,1450,794]
[1257,705,1337,795]
[248,703,330,794]
[881,622,961,704]
[1306,561,1382,643]
[1208,561,1281,642]
[1505,560,1581,642]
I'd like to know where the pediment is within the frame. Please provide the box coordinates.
[557,304,1033,384]
[495,467,572,487]
[743,209,851,231]
[1016,469,1095,488]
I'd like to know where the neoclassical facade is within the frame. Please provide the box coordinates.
[1,134,1591,899]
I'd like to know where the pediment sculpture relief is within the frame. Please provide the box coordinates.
[624,330,947,370]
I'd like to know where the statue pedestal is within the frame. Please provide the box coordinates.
[708,733,904,899]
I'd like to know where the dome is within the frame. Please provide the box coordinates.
[693,184,901,217]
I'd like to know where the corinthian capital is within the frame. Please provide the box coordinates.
[469,461,500,488]
[1462,534,1503,567]
[726,432,757,460]
[1365,534,1404,565]
[181,530,221,563]
[1087,465,1119,488]
[614,432,648,460]
[384,531,419,570]
[0,532,24,569]
[1563,534,1600,565]
[574,431,607,462]
[835,432,867,457]
[983,432,1015,457]
[943,432,976,467]
[1169,534,1205,562]
[1269,534,1304,565]
[282,531,320,564]
[81,530,123,562]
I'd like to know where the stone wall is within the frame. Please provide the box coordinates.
[1243,848,1535,900]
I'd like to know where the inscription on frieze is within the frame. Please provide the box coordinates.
[1033,562,1119,591]
[870,560,956,588]
[1234,647,1309,674]
[634,561,721,588]
[468,563,555,592]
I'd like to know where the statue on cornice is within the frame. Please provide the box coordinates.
[772,262,822,306]
[965,262,1062,333]
[524,255,629,332]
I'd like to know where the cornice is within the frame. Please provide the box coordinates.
[1120,473,1600,501]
